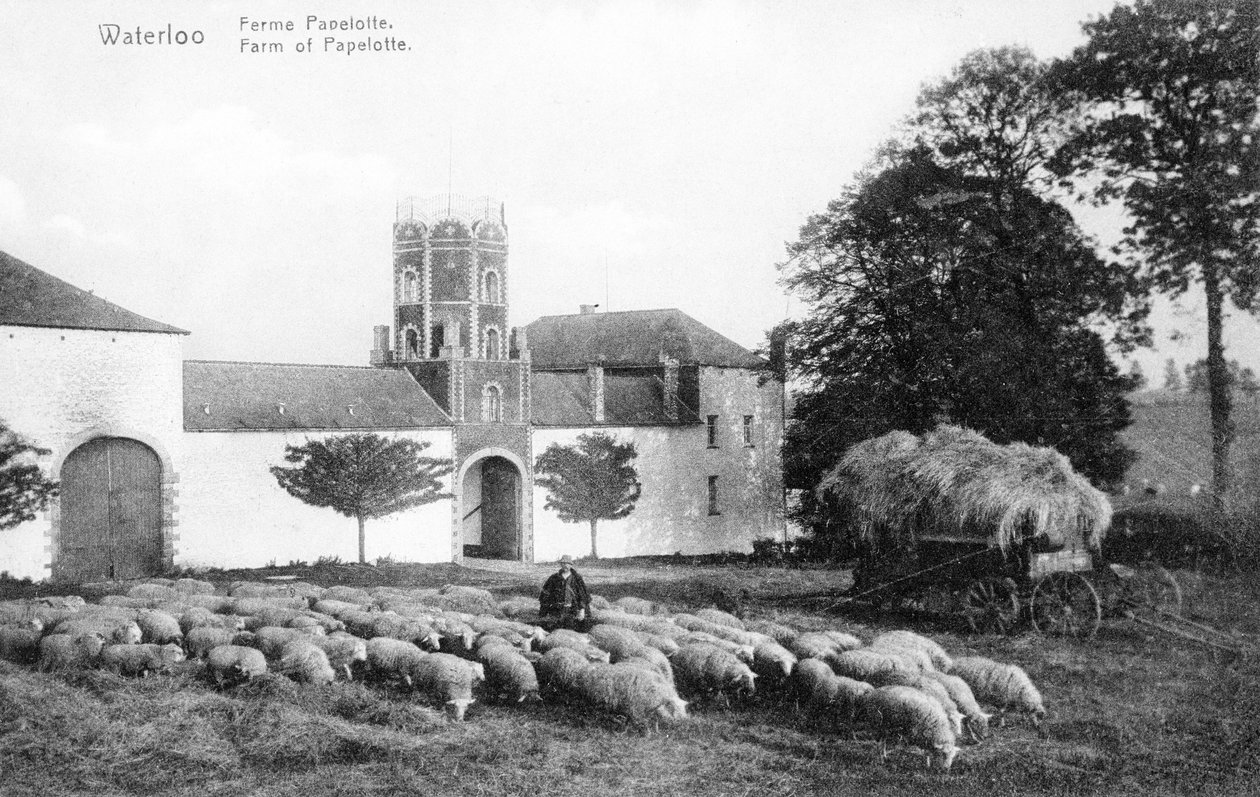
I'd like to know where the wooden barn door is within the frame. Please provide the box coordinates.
[57,438,162,581]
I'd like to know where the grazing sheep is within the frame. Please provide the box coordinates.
[54,617,142,646]
[536,629,611,663]
[613,596,659,615]
[922,670,991,741]
[230,596,309,615]
[320,585,374,605]
[869,630,953,671]
[435,584,499,616]
[588,594,613,611]
[862,641,936,672]
[179,608,245,637]
[38,633,104,671]
[477,644,541,703]
[253,626,326,659]
[361,612,441,649]
[949,656,1045,726]
[637,632,680,658]
[589,609,671,633]
[791,658,873,721]
[498,595,541,620]
[861,685,959,771]
[751,641,798,688]
[535,647,593,700]
[178,594,235,613]
[172,578,217,595]
[678,632,755,665]
[137,610,184,645]
[275,640,336,685]
[312,598,372,618]
[744,619,800,646]
[574,661,689,729]
[304,633,368,680]
[589,624,673,682]
[206,644,269,687]
[186,626,239,659]
[871,671,965,738]
[410,652,484,720]
[788,631,860,661]
[0,624,43,665]
[671,643,757,702]
[695,608,746,630]
[126,583,182,603]
[826,649,920,683]
[99,643,186,677]
[366,636,430,688]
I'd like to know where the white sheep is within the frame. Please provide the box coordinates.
[38,633,104,671]
[254,626,325,659]
[535,647,594,700]
[0,623,43,665]
[825,649,921,682]
[589,608,671,633]
[126,583,182,603]
[949,656,1045,727]
[185,626,239,659]
[53,616,142,645]
[137,609,184,645]
[677,632,755,665]
[751,641,798,687]
[477,644,541,703]
[868,630,953,671]
[535,629,610,663]
[744,619,802,646]
[922,670,991,741]
[613,596,660,615]
[589,624,674,682]
[861,685,960,770]
[206,644,268,687]
[573,661,689,729]
[275,640,336,685]
[366,636,430,688]
[306,633,369,680]
[695,607,745,630]
[171,577,217,595]
[792,658,874,722]
[787,631,860,661]
[871,670,965,738]
[410,652,485,720]
[671,642,757,702]
[178,607,245,637]
[99,642,186,677]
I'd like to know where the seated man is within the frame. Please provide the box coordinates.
[538,555,591,631]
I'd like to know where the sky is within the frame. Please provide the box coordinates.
[0,0,1254,384]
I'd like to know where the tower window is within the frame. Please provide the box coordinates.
[483,385,503,423]
[484,270,500,304]
[405,329,419,359]
[743,415,754,446]
[486,328,500,360]
[707,476,720,516]
[707,415,719,447]
[430,324,445,358]
[403,271,418,302]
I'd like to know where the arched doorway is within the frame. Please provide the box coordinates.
[56,437,163,581]
[461,455,521,560]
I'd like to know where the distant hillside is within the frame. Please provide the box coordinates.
[1119,389,1260,501]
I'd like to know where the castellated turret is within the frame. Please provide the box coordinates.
[374,194,529,427]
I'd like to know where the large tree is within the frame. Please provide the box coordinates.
[1050,0,1260,498]
[780,145,1138,496]
[534,432,641,560]
[271,434,452,564]
[0,419,58,530]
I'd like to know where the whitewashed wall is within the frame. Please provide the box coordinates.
[531,368,786,560]
[178,429,454,569]
[0,325,184,581]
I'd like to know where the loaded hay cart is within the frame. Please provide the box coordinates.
[815,427,1204,644]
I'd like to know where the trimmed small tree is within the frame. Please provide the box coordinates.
[270,434,452,564]
[534,432,641,560]
[0,419,58,530]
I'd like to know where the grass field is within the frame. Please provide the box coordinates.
[1,559,1257,797]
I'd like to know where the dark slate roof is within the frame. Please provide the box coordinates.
[184,361,451,431]
[525,308,763,369]
[0,250,187,334]
[530,371,700,426]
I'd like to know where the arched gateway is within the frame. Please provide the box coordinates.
[458,451,526,560]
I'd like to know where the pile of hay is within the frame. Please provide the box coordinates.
[815,426,1111,555]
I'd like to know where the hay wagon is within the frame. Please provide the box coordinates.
[819,427,1184,640]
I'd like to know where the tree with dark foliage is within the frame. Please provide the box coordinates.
[1050,0,1260,498]
[534,432,641,560]
[0,419,58,531]
[271,434,452,564]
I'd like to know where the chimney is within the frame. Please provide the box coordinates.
[660,353,679,421]
[579,304,600,315]
[587,362,606,423]
[370,324,391,366]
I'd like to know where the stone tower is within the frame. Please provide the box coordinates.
[371,194,533,562]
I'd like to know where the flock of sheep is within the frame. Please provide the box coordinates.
[0,577,1046,771]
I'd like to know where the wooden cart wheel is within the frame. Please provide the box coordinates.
[1030,572,1102,639]
[962,577,1021,635]
[1122,563,1183,617]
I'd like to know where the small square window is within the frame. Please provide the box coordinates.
[743,415,754,446]
[707,415,719,447]
[707,475,720,515]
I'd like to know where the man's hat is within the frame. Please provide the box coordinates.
[558,554,575,564]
